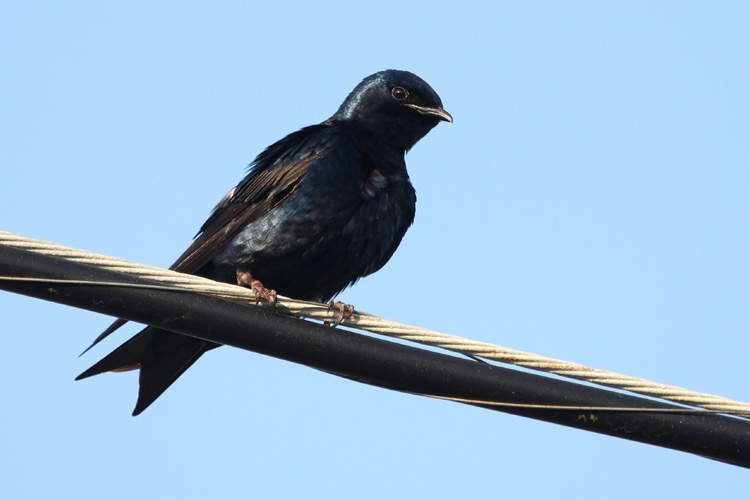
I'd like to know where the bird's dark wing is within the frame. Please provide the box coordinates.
[171,154,319,273]
[77,124,341,414]
[81,124,337,353]
[171,129,331,273]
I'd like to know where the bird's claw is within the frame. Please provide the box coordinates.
[327,300,354,326]
[236,270,278,306]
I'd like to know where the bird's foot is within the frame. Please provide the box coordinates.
[236,270,277,305]
[327,300,354,326]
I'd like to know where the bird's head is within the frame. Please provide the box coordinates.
[332,70,452,151]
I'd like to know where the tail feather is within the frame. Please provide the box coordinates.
[78,318,130,357]
[77,327,217,415]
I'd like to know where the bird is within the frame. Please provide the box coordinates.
[76,69,452,415]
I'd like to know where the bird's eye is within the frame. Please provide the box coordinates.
[391,86,408,101]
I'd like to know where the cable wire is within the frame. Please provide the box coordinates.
[1,230,748,417]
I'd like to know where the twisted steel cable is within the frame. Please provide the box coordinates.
[2,230,748,417]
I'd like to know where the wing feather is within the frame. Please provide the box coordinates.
[84,124,337,351]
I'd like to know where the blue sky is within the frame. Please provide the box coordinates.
[2,1,749,497]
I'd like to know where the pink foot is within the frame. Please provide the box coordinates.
[236,270,277,305]
[327,300,354,326]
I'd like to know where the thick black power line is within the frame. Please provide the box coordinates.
[1,243,749,468]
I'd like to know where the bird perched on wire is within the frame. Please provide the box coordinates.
[77,69,452,415]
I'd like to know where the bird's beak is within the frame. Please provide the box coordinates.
[405,104,453,123]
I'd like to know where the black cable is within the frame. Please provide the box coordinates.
[1,243,749,468]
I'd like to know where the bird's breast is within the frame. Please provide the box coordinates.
[343,167,416,276]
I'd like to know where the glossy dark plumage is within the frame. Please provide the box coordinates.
[77,70,451,415]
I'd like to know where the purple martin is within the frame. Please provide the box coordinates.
[77,70,452,415]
